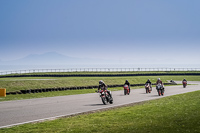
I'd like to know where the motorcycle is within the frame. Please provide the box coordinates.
[98,90,113,105]
[156,83,164,96]
[182,81,187,88]
[124,85,130,95]
[145,83,152,93]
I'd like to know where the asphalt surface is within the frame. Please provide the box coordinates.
[0,81,200,128]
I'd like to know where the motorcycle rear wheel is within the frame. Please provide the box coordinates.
[161,89,164,96]
[109,99,113,104]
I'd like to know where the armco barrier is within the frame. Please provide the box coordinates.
[6,82,177,95]
[1,68,200,75]
[1,73,200,78]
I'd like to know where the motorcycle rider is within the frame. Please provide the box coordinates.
[146,79,152,90]
[124,80,131,93]
[156,78,164,90]
[182,78,187,82]
[98,80,112,98]
[156,78,163,85]
[182,78,187,84]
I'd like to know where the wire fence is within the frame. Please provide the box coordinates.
[1,68,200,75]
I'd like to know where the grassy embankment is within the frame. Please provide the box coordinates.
[1,75,200,92]
[0,74,200,101]
[0,90,199,133]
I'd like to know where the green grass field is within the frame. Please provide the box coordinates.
[0,75,199,101]
[1,75,199,92]
[1,90,199,133]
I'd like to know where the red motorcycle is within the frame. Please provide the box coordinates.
[145,83,151,93]
[182,81,187,88]
[98,90,113,105]
[124,85,130,95]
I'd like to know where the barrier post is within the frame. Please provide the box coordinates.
[0,88,6,97]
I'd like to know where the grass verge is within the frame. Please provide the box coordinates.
[1,90,200,133]
[0,75,199,101]
[1,75,199,92]
[0,86,141,102]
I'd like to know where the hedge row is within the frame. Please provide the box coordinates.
[6,82,176,95]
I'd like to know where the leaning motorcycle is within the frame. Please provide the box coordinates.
[124,85,130,95]
[145,83,151,93]
[98,90,113,105]
[156,83,164,96]
[182,81,187,88]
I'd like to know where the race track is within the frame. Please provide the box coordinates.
[0,81,200,128]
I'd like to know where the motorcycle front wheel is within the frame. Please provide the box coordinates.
[124,89,127,95]
[109,98,113,104]
[101,97,107,105]
[146,88,148,93]
[158,90,161,96]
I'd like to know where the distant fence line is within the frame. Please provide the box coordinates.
[0,68,200,75]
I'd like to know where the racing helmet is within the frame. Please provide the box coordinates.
[99,80,104,85]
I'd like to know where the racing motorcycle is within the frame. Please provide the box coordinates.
[182,81,187,88]
[156,83,164,96]
[124,85,130,95]
[145,83,151,93]
[98,90,113,105]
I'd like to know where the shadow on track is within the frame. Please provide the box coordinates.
[140,93,149,94]
[84,104,104,106]
[118,94,127,96]
[150,95,162,97]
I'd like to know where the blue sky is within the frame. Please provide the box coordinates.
[0,0,200,64]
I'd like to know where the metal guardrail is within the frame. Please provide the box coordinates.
[0,68,200,75]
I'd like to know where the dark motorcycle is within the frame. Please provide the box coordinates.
[98,90,113,105]
[182,81,187,88]
[156,83,164,96]
[145,83,151,93]
[124,85,130,95]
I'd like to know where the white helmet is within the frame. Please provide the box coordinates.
[158,78,160,81]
